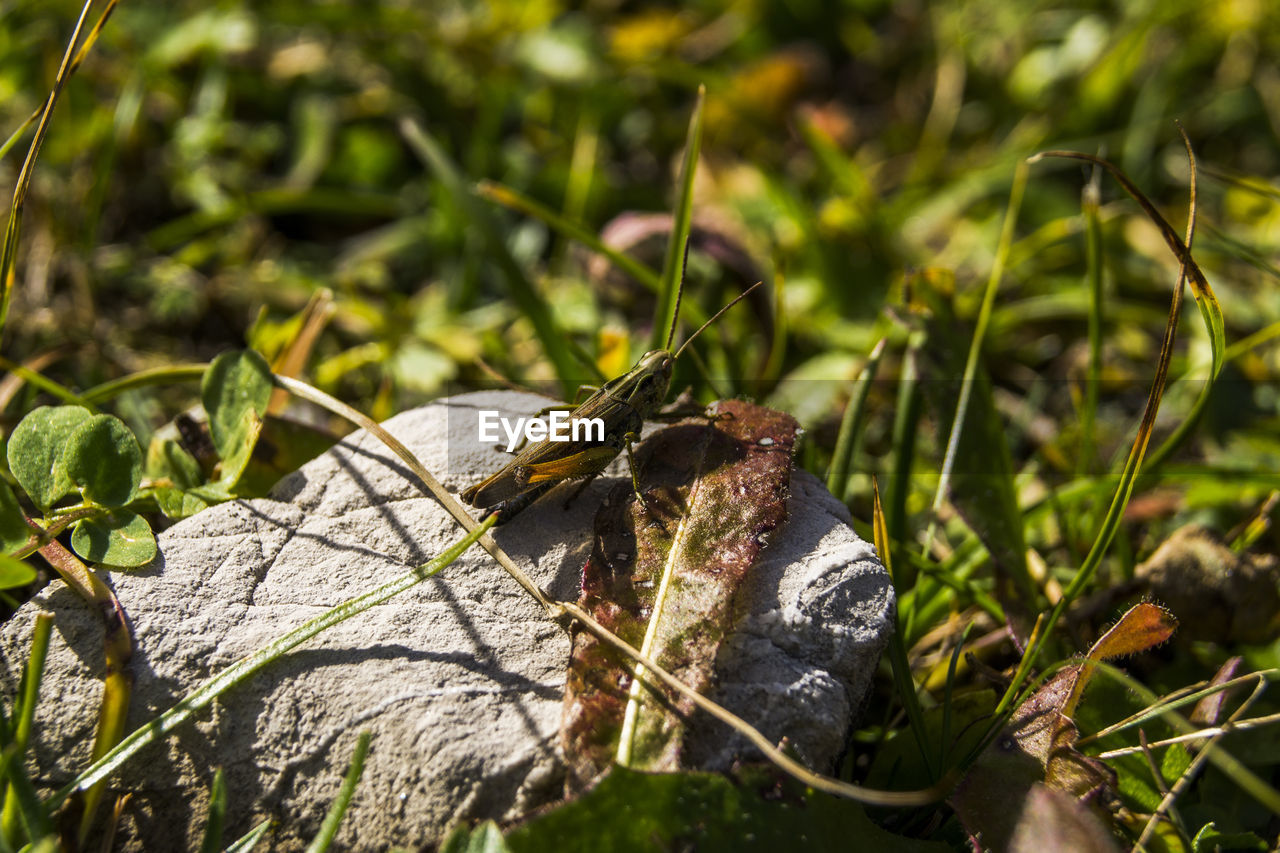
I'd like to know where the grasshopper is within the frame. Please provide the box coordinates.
[462,279,763,524]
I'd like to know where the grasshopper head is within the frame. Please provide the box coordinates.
[627,349,674,408]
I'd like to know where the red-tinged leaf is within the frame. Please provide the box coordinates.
[1059,601,1178,721]
[1085,602,1177,665]
[1007,784,1122,853]
[950,666,1116,851]
[561,400,798,789]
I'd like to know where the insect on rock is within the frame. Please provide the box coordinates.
[462,278,764,524]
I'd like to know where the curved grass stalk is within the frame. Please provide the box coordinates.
[0,0,111,335]
[0,356,90,409]
[996,131,1223,720]
[81,364,209,405]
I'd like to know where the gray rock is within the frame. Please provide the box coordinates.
[0,391,893,850]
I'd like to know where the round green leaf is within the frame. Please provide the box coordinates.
[6,405,92,510]
[0,554,37,589]
[202,350,273,461]
[0,480,31,554]
[62,415,144,508]
[71,512,157,567]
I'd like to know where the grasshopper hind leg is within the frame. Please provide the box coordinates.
[481,482,555,525]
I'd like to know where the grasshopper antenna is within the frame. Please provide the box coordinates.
[664,239,693,352]
[673,280,765,361]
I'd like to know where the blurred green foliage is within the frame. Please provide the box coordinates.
[3,0,1280,846]
[2,0,1277,411]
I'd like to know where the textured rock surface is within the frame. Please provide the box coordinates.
[0,391,894,850]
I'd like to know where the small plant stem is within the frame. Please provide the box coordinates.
[826,338,886,500]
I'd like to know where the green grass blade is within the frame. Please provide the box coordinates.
[197,769,227,853]
[0,743,51,845]
[0,613,51,847]
[400,119,583,396]
[940,621,974,766]
[885,335,921,588]
[651,85,705,352]
[1077,164,1104,478]
[826,338,886,499]
[11,614,50,754]
[998,142,1217,717]
[872,480,937,781]
[921,160,1028,558]
[0,0,101,336]
[304,732,372,853]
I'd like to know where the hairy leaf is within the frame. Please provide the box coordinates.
[562,400,797,788]
[1007,784,1121,852]
[948,605,1175,850]
[6,404,91,510]
[949,665,1116,853]
[947,604,1172,850]
[63,413,144,508]
[1085,602,1177,664]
